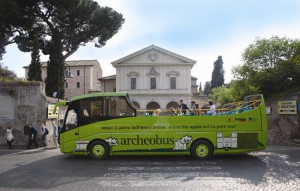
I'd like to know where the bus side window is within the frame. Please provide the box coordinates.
[116,97,135,116]
[104,96,133,117]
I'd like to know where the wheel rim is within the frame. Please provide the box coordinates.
[92,144,105,158]
[196,144,209,157]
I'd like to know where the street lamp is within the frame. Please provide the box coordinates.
[65,63,74,78]
[63,63,74,100]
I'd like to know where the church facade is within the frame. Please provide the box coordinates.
[111,45,197,112]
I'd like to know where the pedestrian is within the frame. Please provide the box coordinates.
[41,122,48,149]
[195,104,201,116]
[152,109,161,116]
[207,101,216,115]
[189,101,196,115]
[5,125,14,149]
[27,123,39,149]
[178,100,189,115]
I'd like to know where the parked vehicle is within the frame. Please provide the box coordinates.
[55,93,267,160]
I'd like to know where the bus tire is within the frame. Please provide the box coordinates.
[190,139,213,159]
[89,140,110,160]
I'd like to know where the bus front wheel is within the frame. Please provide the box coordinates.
[190,139,213,159]
[89,141,109,160]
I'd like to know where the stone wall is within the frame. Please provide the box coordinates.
[265,94,300,145]
[0,82,58,148]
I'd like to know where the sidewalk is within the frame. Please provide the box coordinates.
[0,145,59,156]
[0,145,27,150]
[0,144,59,151]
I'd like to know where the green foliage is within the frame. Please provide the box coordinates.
[203,81,211,95]
[45,33,65,99]
[211,56,225,90]
[209,85,234,105]
[0,0,17,60]
[0,32,8,60]
[28,36,42,81]
[199,82,203,94]
[232,36,300,97]
[227,80,259,101]
[0,63,17,80]
[0,0,37,60]
[13,0,125,61]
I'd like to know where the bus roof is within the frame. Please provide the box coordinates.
[70,92,128,102]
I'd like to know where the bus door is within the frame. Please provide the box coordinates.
[61,108,79,152]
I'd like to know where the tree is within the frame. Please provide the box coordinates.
[232,36,300,97]
[203,81,211,96]
[2,0,125,98]
[0,31,8,60]
[44,31,65,98]
[0,0,36,60]
[209,85,233,105]
[228,80,259,101]
[211,56,225,90]
[28,36,42,81]
[199,82,203,94]
[0,63,17,80]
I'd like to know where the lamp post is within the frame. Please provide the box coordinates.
[65,63,74,78]
[64,63,74,100]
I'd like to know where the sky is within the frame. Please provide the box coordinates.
[2,0,300,86]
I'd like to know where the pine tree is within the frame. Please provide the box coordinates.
[45,31,65,99]
[28,37,42,81]
[199,82,203,94]
[211,56,225,90]
[203,81,211,95]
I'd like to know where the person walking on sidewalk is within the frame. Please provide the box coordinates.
[41,122,49,149]
[5,125,14,149]
[27,123,39,149]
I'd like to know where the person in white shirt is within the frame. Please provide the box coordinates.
[5,125,14,149]
[207,101,216,115]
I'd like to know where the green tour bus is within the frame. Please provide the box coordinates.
[55,93,267,160]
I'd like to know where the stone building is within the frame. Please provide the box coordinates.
[108,45,198,111]
[99,75,116,92]
[24,60,102,100]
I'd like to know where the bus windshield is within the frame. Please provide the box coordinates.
[63,95,136,131]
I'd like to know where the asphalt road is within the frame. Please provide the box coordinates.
[0,145,299,191]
